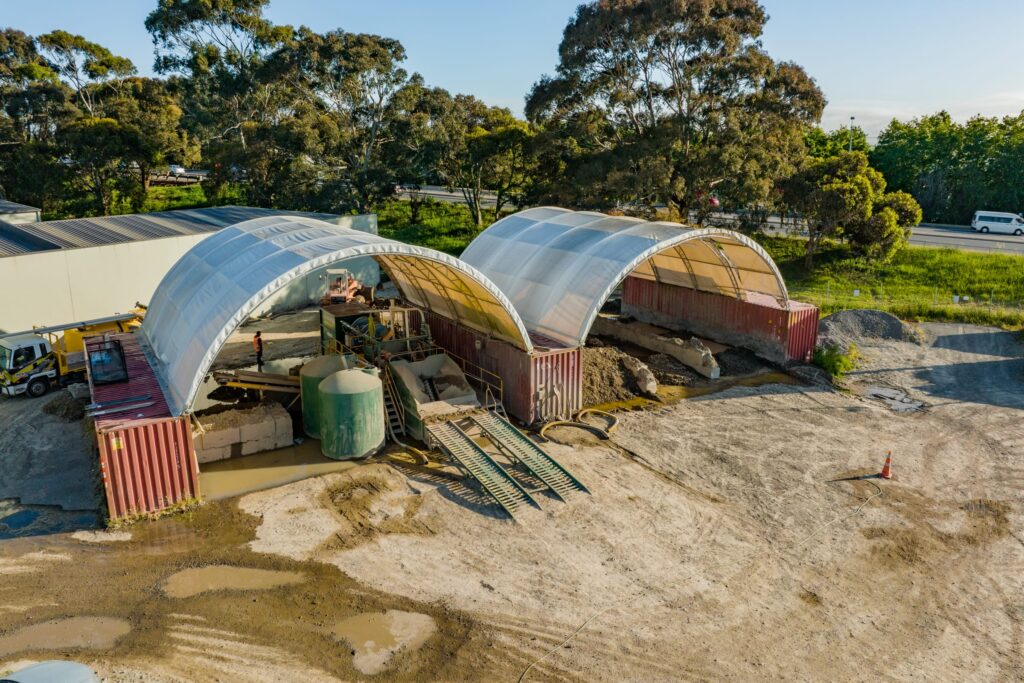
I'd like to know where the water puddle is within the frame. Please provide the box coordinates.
[199,438,358,500]
[0,499,99,541]
[0,616,130,657]
[162,565,305,598]
[332,610,436,675]
[591,371,801,412]
[864,386,924,413]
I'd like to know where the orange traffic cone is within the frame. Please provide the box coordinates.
[880,451,893,480]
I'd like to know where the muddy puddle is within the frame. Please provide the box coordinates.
[0,499,99,541]
[332,610,437,675]
[199,439,359,500]
[590,370,801,413]
[0,616,130,657]
[162,565,305,598]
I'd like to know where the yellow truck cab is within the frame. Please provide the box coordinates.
[0,311,143,398]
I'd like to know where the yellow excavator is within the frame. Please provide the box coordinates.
[0,310,144,398]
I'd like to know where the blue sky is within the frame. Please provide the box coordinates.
[4,0,1024,138]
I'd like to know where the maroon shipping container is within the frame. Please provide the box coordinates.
[622,277,819,363]
[425,312,582,424]
[86,333,200,521]
[97,416,200,520]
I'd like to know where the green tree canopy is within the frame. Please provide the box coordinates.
[783,151,921,266]
[525,0,825,217]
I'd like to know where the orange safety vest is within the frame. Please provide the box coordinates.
[253,336,263,352]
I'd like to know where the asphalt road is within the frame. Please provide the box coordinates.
[709,213,1024,255]
[908,224,1024,254]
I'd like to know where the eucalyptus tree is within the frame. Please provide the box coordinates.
[526,0,825,217]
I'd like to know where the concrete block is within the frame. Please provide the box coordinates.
[275,431,294,449]
[195,426,240,449]
[241,436,277,456]
[592,315,721,379]
[196,445,231,464]
[273,412,292,436]
[240,418,275,442]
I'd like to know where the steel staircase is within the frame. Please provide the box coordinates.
[426,421,538,520]
[380,365,406,437]
[470,412,589,501]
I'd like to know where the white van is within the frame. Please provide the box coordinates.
[971,211,1024,235]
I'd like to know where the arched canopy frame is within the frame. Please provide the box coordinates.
[460,207,790,348]
[141,216,534,416]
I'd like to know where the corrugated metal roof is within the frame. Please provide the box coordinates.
[0,232,34,257]
[0,199,39,214]
[85,331,172,430]
[0,206,340,256]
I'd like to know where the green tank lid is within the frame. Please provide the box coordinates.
[299,354,356,438]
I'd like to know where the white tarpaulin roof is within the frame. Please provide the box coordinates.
[460,207,790,348]
[141,216,533,416]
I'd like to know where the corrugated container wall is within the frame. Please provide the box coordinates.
[425,312,582,424]
[622,277,819,364]
[97,416,200,521]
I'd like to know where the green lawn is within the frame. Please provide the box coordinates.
[376,199,496,255]
[760,236,1024,328]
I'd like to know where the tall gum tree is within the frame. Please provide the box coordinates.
[526,0,824,218]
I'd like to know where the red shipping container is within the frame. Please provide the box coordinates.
[622,277,819,363]
[86,333,200,521]
[425,312,582,424]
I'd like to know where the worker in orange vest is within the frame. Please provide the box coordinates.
[253,330,263,367]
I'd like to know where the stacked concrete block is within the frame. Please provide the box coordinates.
[193,404,294,464]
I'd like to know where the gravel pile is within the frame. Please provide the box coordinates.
[818,309,922,352]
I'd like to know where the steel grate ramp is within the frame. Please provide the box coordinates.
[427,421,538,520]
[470,412,589,501]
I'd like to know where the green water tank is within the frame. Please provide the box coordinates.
[300,354,356,438]
[318,368,385,460]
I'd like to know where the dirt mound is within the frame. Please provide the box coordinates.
[645,353,699,385]
[41,390,86,422]
[818,309,922,351]
[582,346,659,404]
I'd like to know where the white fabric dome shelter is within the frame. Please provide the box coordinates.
[141,215,534,416]
[460,207,790,348]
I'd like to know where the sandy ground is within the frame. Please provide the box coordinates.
[0,322,1021,681]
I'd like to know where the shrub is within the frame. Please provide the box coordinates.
[813,342,859,379]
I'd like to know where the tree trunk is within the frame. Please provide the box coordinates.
[804,232,818,269]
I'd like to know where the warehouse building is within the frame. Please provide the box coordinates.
[0,206,376,332]
[0,199,41,226]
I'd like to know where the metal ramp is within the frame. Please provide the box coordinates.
[470,412,589,501]
[380,364,406,437]
[426,421,538,520]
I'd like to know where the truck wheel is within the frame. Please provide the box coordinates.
[27,378,50,398]
[980,226,989,233]
[1015,229,1023,236]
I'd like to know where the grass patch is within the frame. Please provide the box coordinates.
[109,183,247,215]
[375,199,502,255]
[759,236,1024,328]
